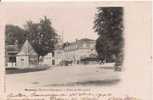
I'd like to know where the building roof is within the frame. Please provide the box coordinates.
[79,38,95,42]
[64,38,95,46]
[54,38,96,52]
[5,45,19,54]
[17,40,38,56]
[65,38,95,45]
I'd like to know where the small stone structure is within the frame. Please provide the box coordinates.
[16,40,38,68]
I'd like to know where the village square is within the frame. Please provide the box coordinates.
[5,35,121,92]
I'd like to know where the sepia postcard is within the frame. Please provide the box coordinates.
[0,1,152,100]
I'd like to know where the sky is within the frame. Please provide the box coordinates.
[2,2,99,42]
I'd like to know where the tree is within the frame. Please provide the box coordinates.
[93,7,124,69]
[25,16,57,60]
[5,24,26,48]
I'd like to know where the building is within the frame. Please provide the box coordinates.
[16,40,38,68]
[54,47,64,65]
[43,52,54,65]
[43,38,98,66]
[5,45,19,67]
[63,38,97,65]
[43,45,64,66]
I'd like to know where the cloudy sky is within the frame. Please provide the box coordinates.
[2,2,99,42]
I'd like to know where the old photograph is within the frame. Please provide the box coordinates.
[0,1,151,100]
[4,3,124,92]
[1,3,151,100]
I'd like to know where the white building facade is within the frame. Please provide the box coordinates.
[43,53,53,65]
[63,38,97,64]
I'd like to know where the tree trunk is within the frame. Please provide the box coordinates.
[38,55,40,64]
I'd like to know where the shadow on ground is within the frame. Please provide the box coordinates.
[44,79,120,87]
[6,65,51,74]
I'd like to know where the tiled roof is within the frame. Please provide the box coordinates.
[17,40,38,56]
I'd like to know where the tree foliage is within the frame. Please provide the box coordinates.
[94,7,124,67]
[25,16,57,57]
[5,25,26,48]
[5,16,57,59]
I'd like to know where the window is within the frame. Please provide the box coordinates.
[21,59,24,61]
[9,57,16,62]
[52,52,55,57]
[52,60,55,65]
